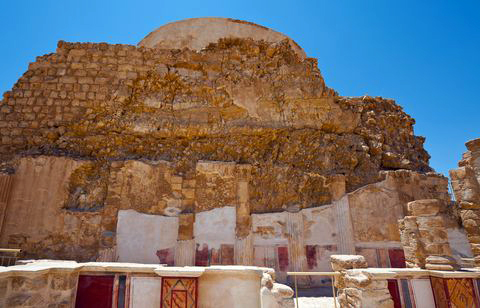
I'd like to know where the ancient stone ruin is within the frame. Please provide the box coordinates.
[0,17,478,307]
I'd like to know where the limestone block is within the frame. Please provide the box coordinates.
[415,216,445,229]
[407,199,443,216]
[271,283,294,298]
[450,166,480,203]
[460,202,480,209]
[330,255,368,271]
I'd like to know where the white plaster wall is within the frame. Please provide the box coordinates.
[302,205,336,245]
[129,277,162,308]
[116,210,178,263]
[411,279,435,308]
[252,212,288,246]
[198,271,262,308]
[194,206,236,249]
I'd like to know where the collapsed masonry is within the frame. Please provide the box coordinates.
[0,18,475,285]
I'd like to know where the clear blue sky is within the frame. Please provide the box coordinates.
[0,0,478,177]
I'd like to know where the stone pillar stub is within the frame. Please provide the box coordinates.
[399,199,456,270]
[330,255,393,308]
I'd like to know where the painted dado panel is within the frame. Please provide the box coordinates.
[116,210,178,264]
[411,279,436,308]
[130,277,162,308]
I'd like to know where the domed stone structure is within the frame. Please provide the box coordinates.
[138,17,306,59]
[0,18,471,290]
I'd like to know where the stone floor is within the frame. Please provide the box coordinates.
[294,297,336,307]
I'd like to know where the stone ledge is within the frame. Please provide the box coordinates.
[0,260,267,279]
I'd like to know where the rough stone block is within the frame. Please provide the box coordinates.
[330,255,368,271]
[407,199,443,216]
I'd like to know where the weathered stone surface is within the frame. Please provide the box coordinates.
[399,199,457,270]
[330,256,393,308]
[349,171,449,243]
[0,272,78,308]
[450,138,480,267]
[178,213,195,240]
[330,255,368,271]
[407,199,443,216]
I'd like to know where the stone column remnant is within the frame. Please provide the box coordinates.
[450,138,480,267]
[398,199,456,270]
[330,255,393,308]
[175,213,196,266]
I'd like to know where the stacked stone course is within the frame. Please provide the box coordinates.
[399,199,456,270]
[330,255,393,308]
[450,138,480,267]
[0,271,77,307]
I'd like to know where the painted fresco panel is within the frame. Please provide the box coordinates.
[252,212,288,246]
[377,248,390,267]
[306,245,317,269]
[195,244,209,266]
[411,279,436,308]
[431,277,449,308]
[400,279,413,308]
[302,206,337,246]
[161,277,197,308]
[277,246,289,271]
[116,210,178,263]
[446,278,477,308]
[388,249,406,268]
[387,279,401,308]
[157,248,175,266]
[356,247,378,267]
[194,206,236,250]
[130,277,162,308]
[75,275,114,308]
[220,244,234,265]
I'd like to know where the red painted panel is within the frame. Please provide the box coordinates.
[277,246,289,271]
[305,245,317,269]
[75,275,114,308]
[387,279,401,308]
[431,277,449,308]
[210,248,221,265]
[220,244,234,265]
[157,248,175,266]
[195,244,209,266]
[388,249,406,268]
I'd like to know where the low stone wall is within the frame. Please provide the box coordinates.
[0,261,292,308]
[330,254,480,308]
[0,270,78,307]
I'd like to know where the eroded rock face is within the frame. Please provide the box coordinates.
[0,37,430,196]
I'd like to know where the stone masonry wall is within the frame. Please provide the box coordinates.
[1,39,430,197]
